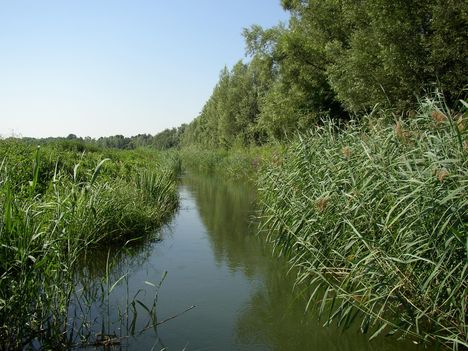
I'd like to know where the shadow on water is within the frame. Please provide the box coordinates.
[70,173,433,350]
[184,174,430,351]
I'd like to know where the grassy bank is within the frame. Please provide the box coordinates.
[0,140,180,349]
[180,145,282,181]
[257,97,467,349]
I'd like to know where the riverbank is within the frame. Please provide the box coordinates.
[258,98,467,349]
[180,144,283,182]
[2,95,465,349]
[182,97,467,349]
[0,140,180,349]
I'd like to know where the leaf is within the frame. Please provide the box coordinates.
[91,158,110,185]
[110,273,128,293]
[369,322,388,340]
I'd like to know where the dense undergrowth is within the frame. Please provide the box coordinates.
[180,145,282,181]
[0,141,180,349]
[257,97,467,349]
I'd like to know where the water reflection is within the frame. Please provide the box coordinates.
[72,173,431,351]
[184,174,266,278]
[70,224,175,349]
[184,173,428,351]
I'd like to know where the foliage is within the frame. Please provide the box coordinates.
[94,126,186,150]
[181,61,268,148]
[323,0,468,111]
[180,0,467,147]
[0,140,180,349]
[15,125,187,152]
[257,96,467,349]
[180,145,282,181]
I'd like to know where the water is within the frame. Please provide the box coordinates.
[74,174,430,350]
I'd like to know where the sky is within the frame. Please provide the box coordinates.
[0,0,288,138]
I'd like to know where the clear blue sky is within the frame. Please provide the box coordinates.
[0,0,288,138]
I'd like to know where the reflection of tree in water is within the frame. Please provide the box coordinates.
[185,174,427,351]
[184,174,268,279]
[76,235,156,281]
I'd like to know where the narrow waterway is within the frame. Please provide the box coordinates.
[74,174,430,350]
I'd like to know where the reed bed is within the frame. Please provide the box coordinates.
[0,142,180,349]
[258,96,467,349]
[180,145,282,181]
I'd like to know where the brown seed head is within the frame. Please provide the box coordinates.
[431,111,447,124]
[342,146,351,159]
[436,168,449,182]
[395,121,403,137]
[407,110,416,118]
[395,120,413,142]
[315,196,329,212]
[456,115,466,132]
[395,121,409,139]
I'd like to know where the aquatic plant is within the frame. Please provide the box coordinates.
[0,143,180,349]
[258,96,467,349]
[180,145,282,181]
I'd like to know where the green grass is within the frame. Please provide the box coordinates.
[257,96,467,349]
[180,145,283,181]
[0,141,180,349]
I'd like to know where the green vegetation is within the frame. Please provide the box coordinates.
[25,125,187,151]
[0,140,180,349]
[180,94,467,348]
[93,125,186,150]
[180,145,281,181]
[257,96,467,349]
[175,2,467,346]
[181,0,467,148]
[174,3,467,347]
[2,0,466,349]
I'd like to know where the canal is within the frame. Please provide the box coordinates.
[73,173,429,350]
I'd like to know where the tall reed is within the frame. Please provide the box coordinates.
[180,145,282,181]
[0,144,180,349]
[258,96,467,349]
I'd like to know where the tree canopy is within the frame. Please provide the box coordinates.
[181,0,467,147]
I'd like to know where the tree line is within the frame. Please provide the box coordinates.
[13,125,187,151]
[181,0,467,148]
[11,0,467,151]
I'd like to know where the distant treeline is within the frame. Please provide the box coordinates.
[91,126,187,149]
[13,125,187,151]
[181,0,467,148]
